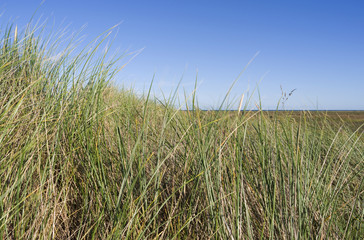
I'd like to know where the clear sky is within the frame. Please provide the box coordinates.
[1,0,364,110]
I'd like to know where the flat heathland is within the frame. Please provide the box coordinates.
[263,110,364,131]
[1,24,363,239]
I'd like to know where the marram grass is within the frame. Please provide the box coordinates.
[0,23,363,239]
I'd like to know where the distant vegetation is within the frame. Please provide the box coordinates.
[1,22,363,239]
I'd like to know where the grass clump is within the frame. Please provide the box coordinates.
[0,22,363,239]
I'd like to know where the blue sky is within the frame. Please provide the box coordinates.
[1,0,364,110]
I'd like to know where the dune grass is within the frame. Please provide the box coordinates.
[0,22,363,239]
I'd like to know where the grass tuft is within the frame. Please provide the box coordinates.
[0,21,363,239]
